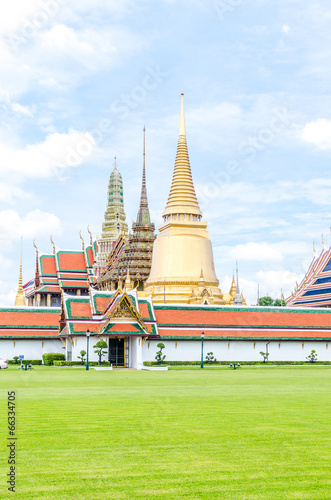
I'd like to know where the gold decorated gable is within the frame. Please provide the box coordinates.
[103,292,150,334]
[112,296,136,320]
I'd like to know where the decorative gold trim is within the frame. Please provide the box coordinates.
[60,338,67,346]
[68,337,74,347]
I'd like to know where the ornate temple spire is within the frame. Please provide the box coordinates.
[136,127,151,226]
[229,271,236,298]
[140,126,148,207]
[15,238,26,306]
[162,93,202,219]
[234,261,243,305]
[33,240,40,288]
[101,157,128,240]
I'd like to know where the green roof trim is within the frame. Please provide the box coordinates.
[157,323,331,330]
[55,250,86,273]
[39,254,57,277]
[103,322,145,335]
[157,336,331,341]
[154,305,331,314]
[65,298,91,320]
[139,300,154,321]
[0,307,60,313]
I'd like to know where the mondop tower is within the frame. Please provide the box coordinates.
[145,93,225,304]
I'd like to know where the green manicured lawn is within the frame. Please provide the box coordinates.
[1,366,331,499]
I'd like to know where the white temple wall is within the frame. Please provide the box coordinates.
[1,339,63,361]
[68,336,101,363]
[143,339,331,363]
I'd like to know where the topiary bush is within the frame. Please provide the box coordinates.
[53,360,110,367]
[8,359,42,365]
[42,353,65,366]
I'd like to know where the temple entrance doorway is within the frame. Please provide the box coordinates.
[108,338,128,367]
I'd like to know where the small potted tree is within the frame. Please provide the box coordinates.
[155,343,166,365]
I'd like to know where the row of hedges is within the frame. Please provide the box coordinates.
[53,360,111,367]
[8,359,42,365]
[42,353,65,366]
[143,360,331,366]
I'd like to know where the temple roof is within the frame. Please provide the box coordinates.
[287,247,331,307]
[154,304,331,340]
[0,307,60,338]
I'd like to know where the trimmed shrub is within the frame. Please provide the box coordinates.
[42,353,65,366]
[143,360,331,367]
[53,360,110,367]
[8,359,42,365]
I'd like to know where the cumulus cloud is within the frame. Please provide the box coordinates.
[0,130,96,180]
[256,269,302,297]
[0,183,30,203]
[230,242,283,261]
[301,118,331,150]
[0,209,62,244]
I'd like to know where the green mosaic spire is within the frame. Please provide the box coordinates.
[101,157,128,240]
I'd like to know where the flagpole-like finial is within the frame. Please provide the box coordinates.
[179,92,186,136]
[15,237,26,306]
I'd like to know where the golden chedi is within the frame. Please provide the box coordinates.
[145,93,225,304]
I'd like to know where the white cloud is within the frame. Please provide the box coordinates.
[0,130,96,179]
[0,183,30,203]
[11,102,34,117]
[0,280,17,307]
[256,269,302,298]
[230,242,283,261]
[0,209,62,244]
[282,25,291,34]
[301,118,331,150]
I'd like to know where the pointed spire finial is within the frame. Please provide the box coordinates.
[179,92,186,137]
[15,237,26,306]
[234,261,243,305]
[114,156,117,170]
[162,93,201,219]
[33,240,40,288]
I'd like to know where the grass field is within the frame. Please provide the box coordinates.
[1,366,331,499]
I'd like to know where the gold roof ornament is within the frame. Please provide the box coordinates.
[162,93,202,219]
[79,231,85,250]
[124,268,131,292]
[50,235,56,254]
[15,237,26,307]
[87,225,93,246]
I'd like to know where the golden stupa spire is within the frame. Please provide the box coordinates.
[162,93,202,219]
[229,271,236,298]
[15,237,26,307]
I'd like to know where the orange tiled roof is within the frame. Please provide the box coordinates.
[69,301,92,319]
[57,251,86,272]
[154,306,331,329]
[158,328,331,339]
[0,329,59,338]
[40,255,57,276]
[0,308,60,328]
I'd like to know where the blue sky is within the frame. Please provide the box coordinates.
[1,0,331,305]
